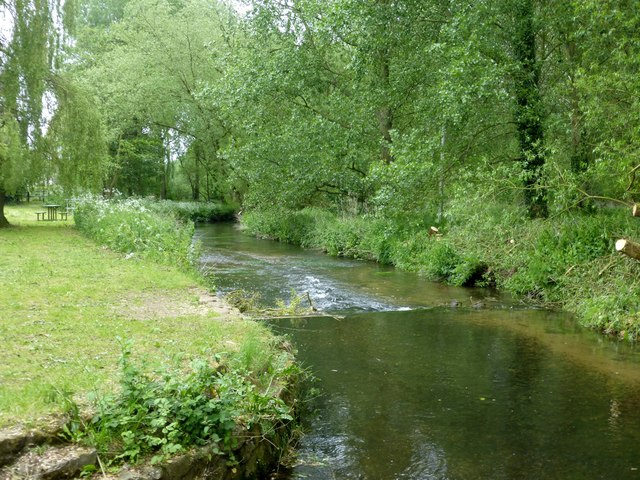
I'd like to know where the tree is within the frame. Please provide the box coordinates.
[75,0,237,201]
[572,0,640,202]
[65,0,640,223]
[0,0,106,227]
[510,0,546,218]
[224,0,458,212]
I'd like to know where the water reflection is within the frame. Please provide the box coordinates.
[271,311,640,479]
[196,223,640,479]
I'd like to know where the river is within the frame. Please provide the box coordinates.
[196,223,640,480]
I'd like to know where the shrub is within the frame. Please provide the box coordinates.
[84,342,297,465]
[387,230,432,271]
[501,212,628,300]
[241,208,330,246]
[450,256,488,287]
[151,201,237,223]
[421,241,461,282]
[242,203,640,339]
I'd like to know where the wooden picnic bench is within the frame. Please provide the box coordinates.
[35,204,65,221]
[35,202,72,221]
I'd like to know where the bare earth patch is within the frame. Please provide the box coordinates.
[112,288,239,320]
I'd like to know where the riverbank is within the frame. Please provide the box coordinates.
[241,206,640,340]
[0,204,298,476]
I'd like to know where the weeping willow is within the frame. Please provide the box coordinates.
[0,0,106,227]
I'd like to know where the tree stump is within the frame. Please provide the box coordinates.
[616,239,640,260]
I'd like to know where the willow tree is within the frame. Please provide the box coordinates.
[0,0,106,227]
[73,0,238,201]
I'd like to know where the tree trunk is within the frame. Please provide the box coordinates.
[375,1,393,165]
[0,189,10,228]
[616,239,640,260]
[437,124,446,223]
[514,0,547,219]
[108,134,123,195]
[377,104,393,164]
[193,141,202,201]
[563,41,591,176]
[161,131,170,200]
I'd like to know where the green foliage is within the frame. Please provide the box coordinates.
[242,208,396,263]
[0,0,108,226]
[274,290,314,317]
[85,341,296,465]
[225,290,263,314]
[385,230,432,272]
[151,201,237,223]
[45,77,109,192]
[73,196,197,270]
[500,212,625,300]
[20,0,640,343]
[73,0,239,203]
[421,242,461,283]
[241,209,325,246]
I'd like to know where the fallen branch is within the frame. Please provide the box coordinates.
[252,313,345,321]
[597,256,618,277]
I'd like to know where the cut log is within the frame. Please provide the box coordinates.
[429,226,439,236]
[616,238,640,260]
[633,204,640,217]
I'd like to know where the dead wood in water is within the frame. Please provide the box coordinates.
[252,313,345,321]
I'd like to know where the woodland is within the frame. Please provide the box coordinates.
[2,0,640,336]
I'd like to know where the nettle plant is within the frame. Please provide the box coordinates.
[85,343,296,465]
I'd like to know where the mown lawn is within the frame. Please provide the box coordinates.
[0,205,276,427]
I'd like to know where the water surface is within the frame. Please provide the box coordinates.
[197,223,498,314]
[270,312,640,479]
[196,223,640,479]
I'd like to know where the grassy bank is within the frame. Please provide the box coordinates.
[242,206,640,340]
[0,204,295,464]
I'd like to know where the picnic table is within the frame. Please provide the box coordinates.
[36,203,70,221]
[43,204,60,221]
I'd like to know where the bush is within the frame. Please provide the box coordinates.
[83,342,297,465]
[243,209,396,263]
[500,211,629,300]
[151,201,237,223]
[73,196,197,270]
[242,208,330,246]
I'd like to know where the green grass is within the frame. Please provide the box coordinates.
[0,204,284,427]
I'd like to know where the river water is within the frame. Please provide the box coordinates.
[197,223,640,480]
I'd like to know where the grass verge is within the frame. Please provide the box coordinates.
[0,204,292,432]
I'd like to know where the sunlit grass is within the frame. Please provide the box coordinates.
[0,205,278,427]
[4,202,73,227]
